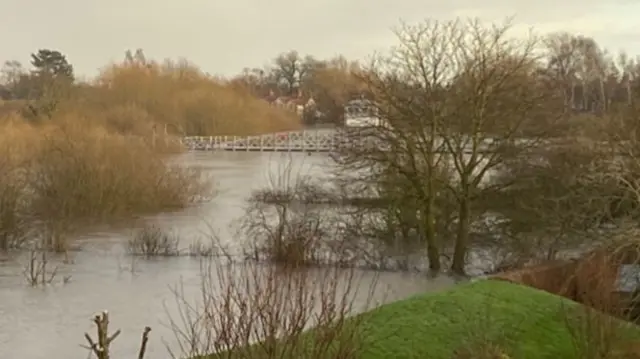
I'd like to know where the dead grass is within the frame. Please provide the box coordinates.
[492,260,579,299]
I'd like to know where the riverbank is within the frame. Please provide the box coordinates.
[204,279,640,359]
[354,279,586,358]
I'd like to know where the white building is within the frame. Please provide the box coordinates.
[343,99,386,128]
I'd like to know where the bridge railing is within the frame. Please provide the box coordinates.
[180,128,510,154]
[181,130,344,152]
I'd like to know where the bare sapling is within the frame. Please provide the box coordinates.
[81,310,152,359]
[239,157,350,268]
[166,256,378,359]
[23,241,59,286]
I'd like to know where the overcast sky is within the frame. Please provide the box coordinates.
[1,0,639,79]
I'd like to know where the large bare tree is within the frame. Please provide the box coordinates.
[337,18,563,275]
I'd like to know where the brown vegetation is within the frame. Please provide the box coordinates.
[89,60,301,136]
[0,50,305,254]
[0,118,208,252]
[167,257,374,359]
[492,260,579,299]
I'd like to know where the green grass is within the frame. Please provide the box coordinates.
[356,279,638,358]
[199,279,640,358]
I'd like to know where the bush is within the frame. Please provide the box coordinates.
[90,60,301,136]
[29,122,206,223]
[0,118,209,252]
[167,257,375,359]
[0,120,37,250]
[127,224,180,257]
[241,182,347,268]
[0,163,30,250]
[0,54,301,253]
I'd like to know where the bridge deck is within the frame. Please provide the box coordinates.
[182,129,342,152]
[180,128,508,154]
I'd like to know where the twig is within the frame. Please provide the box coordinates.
[138,326,152,359]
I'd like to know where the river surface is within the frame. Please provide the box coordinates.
[0,152,457,359]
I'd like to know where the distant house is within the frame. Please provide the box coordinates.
[343,98,387,128]
[265,90,316,116]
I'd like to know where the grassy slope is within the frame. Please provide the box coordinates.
[357,279,637,359]
[202,279,640,358]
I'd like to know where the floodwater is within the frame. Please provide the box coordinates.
[0,152,456,359]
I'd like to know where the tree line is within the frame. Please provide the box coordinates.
[7,27,640,126]
[239,18,640,277]
[228,29,640,125]
[334,19,640,276]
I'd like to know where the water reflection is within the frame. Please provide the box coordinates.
[0,152,454,359]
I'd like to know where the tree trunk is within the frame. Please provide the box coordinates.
[599,78,606,112]
[423,192,440,274]
[425,206,440,273]
[569,80,576,110]
[451,197,470,275]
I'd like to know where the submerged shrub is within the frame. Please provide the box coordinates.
[127,224,180,257]
[28,121,207,225]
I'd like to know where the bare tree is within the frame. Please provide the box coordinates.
[337,18,562,275]
[334,19,457,274]
[544,32,582,111]
[441,21,565,274]
[601,107,640,210]
[617,51,636,105]
[272,51,316,96]
[306,57,369,124]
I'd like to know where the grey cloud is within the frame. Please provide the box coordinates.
[1,0,639,77]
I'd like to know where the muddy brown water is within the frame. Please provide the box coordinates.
[0,152,456,359]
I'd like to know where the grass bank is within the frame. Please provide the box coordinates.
[200,279,640,359]
[358,280,640,358]
[357,279,577,358]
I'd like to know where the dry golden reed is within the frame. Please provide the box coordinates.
[0,56,302,250]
